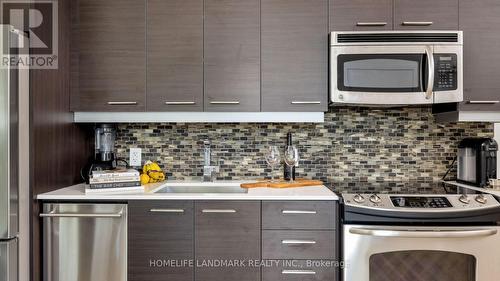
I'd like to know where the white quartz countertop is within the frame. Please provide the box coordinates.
[37,181,339,201]
[444,181,500,197]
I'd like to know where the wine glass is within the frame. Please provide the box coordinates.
[284,146,299,182]
[265,146,281,182]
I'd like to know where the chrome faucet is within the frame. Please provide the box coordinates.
[203,140,219,182]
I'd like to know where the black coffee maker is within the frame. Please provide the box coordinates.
[457,138,498,187]
[82,124,118,183]
[92,124,117,171]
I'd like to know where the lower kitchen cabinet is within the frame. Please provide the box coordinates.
[262,230,337,260]
[262,260,338,281]
[195,201,261,281]
[128,201,194,281]
[125,200,338,281]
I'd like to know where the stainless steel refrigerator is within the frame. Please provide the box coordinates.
[0,25,24,281]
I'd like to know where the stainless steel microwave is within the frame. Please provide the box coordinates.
[330,31,463,106]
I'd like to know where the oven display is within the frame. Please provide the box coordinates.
[390,196,453,208]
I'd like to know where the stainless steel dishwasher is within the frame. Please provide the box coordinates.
[40,203,127,281]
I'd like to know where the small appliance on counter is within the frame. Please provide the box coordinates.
[457,138,498,187]
[82,124,121,184]
[93,124,118,171]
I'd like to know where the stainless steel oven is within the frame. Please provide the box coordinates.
[342,191,500,281]
[330,31,463,106]
[344,225,500,281]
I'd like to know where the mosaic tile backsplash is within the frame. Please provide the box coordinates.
[115,107,493,193]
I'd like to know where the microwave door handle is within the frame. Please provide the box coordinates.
[424,48,434,100]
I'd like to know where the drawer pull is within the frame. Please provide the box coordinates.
[107,101,138,105]
[150,209,185,213]
[165,101,196,105]
[281,240,316,245]
[282,210,317,214]
[202,209,237,213]
[402,21,433,26]
[467,100,500,104]
[209,101,240,105]
[282,270,316,275]
[291,101,321,104]
[356,22,387,27]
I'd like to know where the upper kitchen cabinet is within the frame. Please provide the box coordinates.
[330,0,393,31]
[71,0,146,112]
[204,0,260,112]
[458,0,500,111]
[147,0,203,112]
[262,0,328,112]
[394,0,458,30]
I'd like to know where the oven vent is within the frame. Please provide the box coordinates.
[335,33,459,43]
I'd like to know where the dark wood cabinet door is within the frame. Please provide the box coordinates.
[394,0,458,30]
[147,0,203,111]
[73,0,146,111]
[195,201,260,281]
[330,0,393,31]
[459,0,500,111]
[129,201,194,281]
[262,0,328,112]
[204,0,260,112]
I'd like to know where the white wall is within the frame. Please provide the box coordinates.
[496,124,500,179]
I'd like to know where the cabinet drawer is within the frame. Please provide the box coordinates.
[262,230,336,260]
[263,260,338,281]
[262,201,336,230]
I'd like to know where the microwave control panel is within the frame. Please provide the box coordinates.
[434,54,457,91]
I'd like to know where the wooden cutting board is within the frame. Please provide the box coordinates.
[240,179,323,189]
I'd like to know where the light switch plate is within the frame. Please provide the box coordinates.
[129,148,142,167]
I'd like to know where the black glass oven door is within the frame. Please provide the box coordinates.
[337,54,427,93]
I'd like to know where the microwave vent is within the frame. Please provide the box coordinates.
[336,32,459,43]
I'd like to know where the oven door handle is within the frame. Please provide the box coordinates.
[424,47,434,100]
[349,228,498,238]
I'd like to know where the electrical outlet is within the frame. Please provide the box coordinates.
[129,148,142,167]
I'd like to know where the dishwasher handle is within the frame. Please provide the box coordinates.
[349,228,498,238]
[40,209,124,218]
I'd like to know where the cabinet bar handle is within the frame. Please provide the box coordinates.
[282,210,317,214]
[402,21,433,26]
[356,22,387,26]
[40,209,123,218]
[150,209,185,213]
[281,240,316,244]
[165,101,196,105]
[282,270,316,275]
[202,209,237,213]
[107,101,138,105]
[467,100,500,104]
[291,101,321,104]
[209,101,240,105]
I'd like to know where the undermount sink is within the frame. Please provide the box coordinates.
[154,183,249,194]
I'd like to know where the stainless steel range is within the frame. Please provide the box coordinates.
[342,185,500,281]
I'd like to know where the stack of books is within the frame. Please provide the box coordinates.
[87,168,142,193]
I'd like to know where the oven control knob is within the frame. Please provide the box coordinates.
[353,194,365,204]
[370,194,382,204]
[475,194,488,204]
[459,194,470,204]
